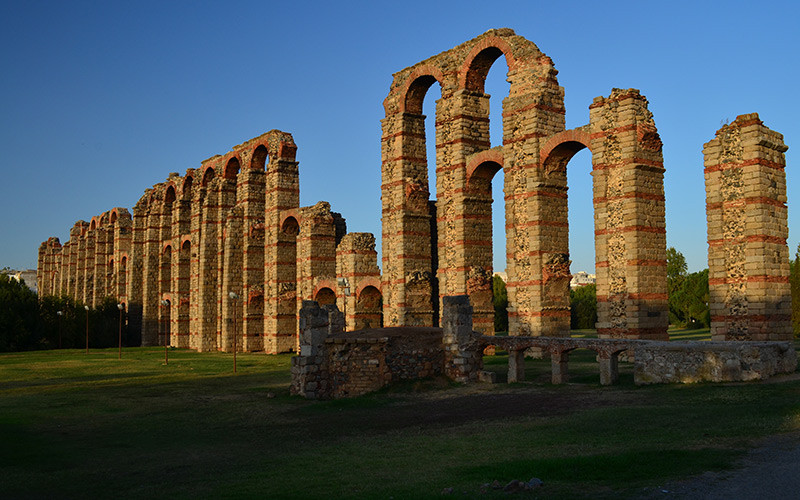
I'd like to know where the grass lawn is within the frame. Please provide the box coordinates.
[1,343,798,499]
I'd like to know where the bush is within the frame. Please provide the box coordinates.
[570,284,597,330]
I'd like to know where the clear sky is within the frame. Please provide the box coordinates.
[1,0,798,275]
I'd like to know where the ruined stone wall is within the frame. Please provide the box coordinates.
[704,114,792,341]
[381,28,566,337]
[588,89,668,340]
[292,300,445,400]
[335,232,382,331]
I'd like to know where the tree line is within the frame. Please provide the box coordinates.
[493,246,800,336]
[0,271,134,352]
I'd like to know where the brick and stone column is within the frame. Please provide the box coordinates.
[336,232,381,331]
[238,154,266,352]
[171,187,192,348]
[442,295,483,382]
[264,137,299,354]
[589,89,668,340]
[704,113,792,341]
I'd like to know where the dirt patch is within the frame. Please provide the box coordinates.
[287,383,636,436]
[641,431,800,499]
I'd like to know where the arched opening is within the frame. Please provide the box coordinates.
[182,175,194,199]
[119,256,127,300]
[161,298,171,347]
[414,75,443,325]
[354,285,383,330]
[201,167,215,187]
[164,185,176,205]
[251,145,268,171]
[160,245,172,347]
[110,211,117,225]
[107,258,115,298]
[315,287,336,306]
[177,239,191,348]
[224,157,240,180]
[280,215,300,351]
[484,53,510,276]
[540,134,594,337]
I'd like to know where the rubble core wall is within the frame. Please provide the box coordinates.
[37,30,791,356]
[704,113,792,341]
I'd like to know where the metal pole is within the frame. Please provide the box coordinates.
[85,306,89,354]
[57,311,63,349]
[161,300,169,365]
[117,303,123,359]
[229,292,239,373]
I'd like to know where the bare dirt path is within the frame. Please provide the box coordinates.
[642,431,800,499]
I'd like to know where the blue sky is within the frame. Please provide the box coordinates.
[1,0,798,275]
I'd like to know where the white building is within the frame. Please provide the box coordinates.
[570,271,595,289]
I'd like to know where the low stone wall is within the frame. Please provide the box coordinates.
[291,300,451,399]
[634,341,797,385]
[292,296,798,399]
[326,328,444,398]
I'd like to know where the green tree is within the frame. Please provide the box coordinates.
[674,269,710,328]
[492,275,508,334]
[570,284,597,330]
[666,247,688,325]
[790,243,800,336]
[0,273,42,351]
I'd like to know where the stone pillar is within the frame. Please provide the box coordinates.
[442,295,482,382]
[117,208,139,340]
[336,233,381,331]
[83,226,95,305]
[172,193,192,348]
[141,192,162,347]
[290,300,342,399]
[590,89,668,340]
[500,58,566,337]
[598,351,619,386]
[507,350,525,383]
[264,137,299,354]
[238,162,266,352]
[92,220,109,306]
[704,113,791,341]
[75,221,88,302]
[221,206,243,352]
[550,350,569,384]
[380,106,437,328]
[197,177,221,352]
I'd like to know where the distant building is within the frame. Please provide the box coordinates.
[9,269,38,293]
[570,271,595,289]
[494,271,507,283]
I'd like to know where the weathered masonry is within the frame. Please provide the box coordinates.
[38,132,382,353]
[382,28,669,339]
[39,29,793,351]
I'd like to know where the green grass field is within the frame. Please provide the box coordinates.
[1,332,798,499]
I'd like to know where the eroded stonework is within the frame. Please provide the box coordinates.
[38,29,792,352]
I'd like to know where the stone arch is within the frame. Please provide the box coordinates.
[539,129,592,169]
[397,65,445,114]
[201,166,215,187]
[314,286,336,306]
[354,284,383,330]
[356,276,383,298]
[250,144,268,171]
[164,184,177,205]
[223,156,241,180]
[466,149,504,188]
[459,38,516,93]
[181,173,194,199]
[280,213,300,235]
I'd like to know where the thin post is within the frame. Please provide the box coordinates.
[117,303,124,359]
[84,306,89,354]
[229,291,239,373]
